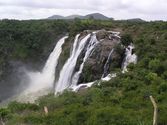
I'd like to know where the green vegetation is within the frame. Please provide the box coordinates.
[121,34,133,46]
[0,19,69,82]
[0,19,69,60]
[0,19,167,124]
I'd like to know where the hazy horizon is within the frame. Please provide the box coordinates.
[0,0,166,21]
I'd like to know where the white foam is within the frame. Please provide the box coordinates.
[122,44,137,73]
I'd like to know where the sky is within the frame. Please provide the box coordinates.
[0,0,166,21]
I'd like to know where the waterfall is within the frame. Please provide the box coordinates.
[23,36,68,94]
[122,44,137,73]
[1,36,68,104]
[3,30,139,103]
[102,49,114,78]
[42,36,69,84]
[71,34,99,87]
[55,34,91,94]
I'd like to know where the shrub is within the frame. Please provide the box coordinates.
[158,83,167,93]
[8,101,39,113]
[121,34,133,46]
[0,108,11,119]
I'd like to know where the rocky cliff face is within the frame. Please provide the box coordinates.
[74,30,124,83]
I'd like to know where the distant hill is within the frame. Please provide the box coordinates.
[47,13,113,20]
[47,15,65,20]
[65,15,82,19]
[83,13,110,20]
[126,18,145,22]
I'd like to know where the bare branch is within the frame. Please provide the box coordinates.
[150,95,158,125]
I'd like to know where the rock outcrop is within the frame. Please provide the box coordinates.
[75,30,124,83]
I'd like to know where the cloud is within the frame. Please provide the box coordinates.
[0,0,166,20]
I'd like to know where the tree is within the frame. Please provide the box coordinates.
[121,34,133,46]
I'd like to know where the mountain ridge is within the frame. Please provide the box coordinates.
[47,13,113,20]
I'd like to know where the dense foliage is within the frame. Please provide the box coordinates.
[0,19,69,82]
[0,19,167,125]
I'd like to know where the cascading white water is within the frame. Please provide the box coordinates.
[71,73,117,92]
[70,34,80,56]
[71,34,99,87]
[42,36,69,85]
[17,36,68,102]
[55,34,91,94]
[27,36,68,91]
[102,49,114,78]
[122,44,137,73]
